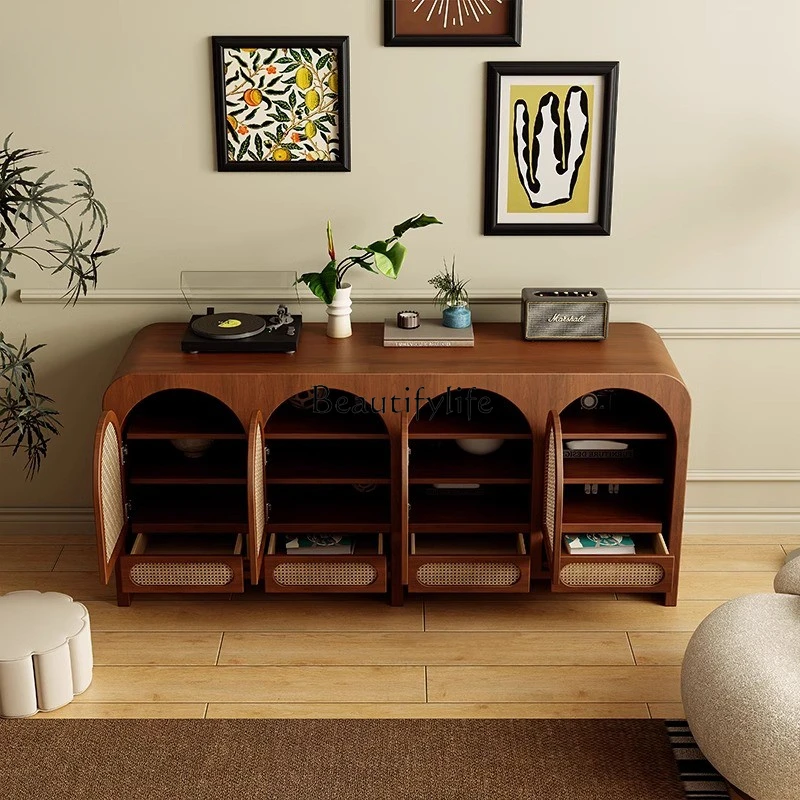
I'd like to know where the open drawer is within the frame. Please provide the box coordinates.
[118,533,245,594]
[407,533,531,593]
[554,532,675,593]
[263,533,388,594]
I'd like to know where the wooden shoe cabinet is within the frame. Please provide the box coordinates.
[93,322,690,606]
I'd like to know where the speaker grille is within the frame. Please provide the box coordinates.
[522,301,607,340]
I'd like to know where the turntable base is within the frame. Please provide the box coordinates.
[181,314,302,353]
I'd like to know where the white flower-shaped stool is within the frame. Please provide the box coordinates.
[0,591,93,717]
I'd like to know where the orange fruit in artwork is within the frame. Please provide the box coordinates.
[226,115,237,131]
[273,147,291,162]
[243,88,263,106]
[295,67,313,89]
[305,89,320,111]
[240,48,257,52]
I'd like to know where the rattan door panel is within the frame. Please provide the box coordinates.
[248,410,267,584]
[263,554,387,593]
[543,410,563,574]
[407,555,531,593]
[119,554,245,593]
[93,411,127,584]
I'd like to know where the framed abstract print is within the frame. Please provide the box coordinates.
[484,62,619,235]
[211,36,350,172]
[384,0,522,46]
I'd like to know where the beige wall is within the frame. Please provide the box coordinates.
[2,1,799,531]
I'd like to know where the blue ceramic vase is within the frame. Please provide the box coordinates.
[442,304,471,329]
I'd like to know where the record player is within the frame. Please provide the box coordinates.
[179,271,302,354]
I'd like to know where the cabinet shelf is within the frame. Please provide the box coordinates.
[409,440,531,484]
[129,486,248,533]
[267,485,391,532]
[266,440,390,484]
[409,486,530,532]
[562,458,664,484]
[265,404,388,440]
[127,441,247,484]
[561,491,664,533]
[124,389,245,440]
[560,413,668,440]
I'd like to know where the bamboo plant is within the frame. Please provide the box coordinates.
[0,134,118,476]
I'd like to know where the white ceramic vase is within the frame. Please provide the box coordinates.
[326,283,352,338]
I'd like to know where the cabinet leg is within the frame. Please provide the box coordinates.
[115,563,132,606]
[390,580,405,607]
[664,588,678,606]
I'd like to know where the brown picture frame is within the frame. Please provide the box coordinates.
[384,0,522,47]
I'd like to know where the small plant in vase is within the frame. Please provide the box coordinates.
[297,213,442,338]
[429,257,471,329]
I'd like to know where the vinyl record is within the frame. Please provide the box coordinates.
[190,313,266,340]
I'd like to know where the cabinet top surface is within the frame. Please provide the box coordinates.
[111,322,683,382]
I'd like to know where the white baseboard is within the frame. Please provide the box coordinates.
[683,508,800,534]
[2,506,800,536]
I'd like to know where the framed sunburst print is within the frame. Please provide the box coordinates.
[384,0,522,46]
[484,61,619,236]
[211,36,350,172]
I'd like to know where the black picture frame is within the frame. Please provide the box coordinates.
[484,61,619,236]
[384,0,522,47]
[211,36,350,172]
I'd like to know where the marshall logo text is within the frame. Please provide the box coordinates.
[548,313,587,323]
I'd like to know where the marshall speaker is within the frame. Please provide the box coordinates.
[521,288,609,341]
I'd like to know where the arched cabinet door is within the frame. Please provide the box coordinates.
[93,410,127,584]
[247,410,267,585]
[543,410,564,580]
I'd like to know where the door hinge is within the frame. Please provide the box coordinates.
[124,500,133,520]
[266,502,272,521]
[263,444,270,466]
[121,444,128,465]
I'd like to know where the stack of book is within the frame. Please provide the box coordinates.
[284,535,354,555]
[564,534,636,555]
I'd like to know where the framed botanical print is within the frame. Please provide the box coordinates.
[384,0,522,46]
[211,36,350,171]
[484,61,619,235]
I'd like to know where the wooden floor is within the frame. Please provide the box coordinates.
[0,533,794,720]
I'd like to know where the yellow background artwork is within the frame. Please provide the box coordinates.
[506,84,594,215]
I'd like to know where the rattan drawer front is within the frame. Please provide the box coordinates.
[119,555,245,594]
[407,555,531,594]
[554,554,674,593]
[263,555,388,594]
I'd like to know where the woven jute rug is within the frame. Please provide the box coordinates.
[0,718,720,800]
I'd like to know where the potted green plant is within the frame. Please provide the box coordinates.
[429,257,471,328]
[297,212,442,338]
[0,134,117,476]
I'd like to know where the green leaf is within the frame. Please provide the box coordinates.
[255,134,264,160]
[297,260,337,304]
[236,136,251,160]
[363,240,407,279]
[392,213,442,238]
[316,53,332,70]
[301,48,312,62]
